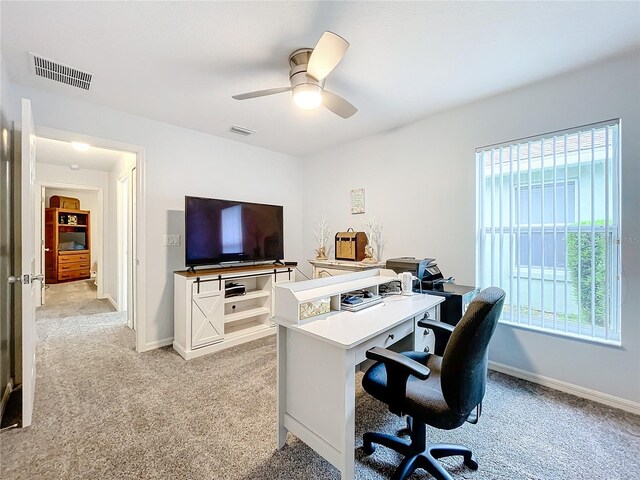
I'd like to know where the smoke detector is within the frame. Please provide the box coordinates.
[29,52,92,90]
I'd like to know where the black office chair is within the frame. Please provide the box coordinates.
[361,287,506,480]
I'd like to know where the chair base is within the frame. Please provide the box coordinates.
[363,419,478,480]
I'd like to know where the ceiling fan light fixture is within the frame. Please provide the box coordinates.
[292,84,323,110]
[71,142,90,151]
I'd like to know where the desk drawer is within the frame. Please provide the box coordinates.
[354,319,414,365]
[414,307,438,353]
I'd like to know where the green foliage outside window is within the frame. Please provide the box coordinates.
[567,225,606,327]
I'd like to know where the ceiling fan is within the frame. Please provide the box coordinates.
[232,31,357,119]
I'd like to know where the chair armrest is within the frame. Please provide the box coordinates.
[366,347,431,380]
[366,347,431,416]
[417,319,454,356]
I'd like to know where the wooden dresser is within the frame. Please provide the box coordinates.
[45,207,91,284]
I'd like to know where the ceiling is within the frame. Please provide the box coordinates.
[2,2,639,157]
[36,136,129,172]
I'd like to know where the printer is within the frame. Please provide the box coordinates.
[385,257,436,281]
[386,257,479,326]
[385,257,447,288]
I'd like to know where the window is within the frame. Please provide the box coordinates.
[476,121,621,343]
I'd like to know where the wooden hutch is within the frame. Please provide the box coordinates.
[45,202,91,284]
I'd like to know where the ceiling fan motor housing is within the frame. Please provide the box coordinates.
[288,48,325,89]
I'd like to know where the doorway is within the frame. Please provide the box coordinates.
[38,185,102,306]
[33,134,139,347]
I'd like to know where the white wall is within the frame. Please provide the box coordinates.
[1,55,11,118]
[44,187,99,276]
[302,53,640,404]
[4,82,304,348]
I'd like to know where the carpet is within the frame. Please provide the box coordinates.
[1,293,639,479]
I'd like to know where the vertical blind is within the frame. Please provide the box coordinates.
[476,121,621,343]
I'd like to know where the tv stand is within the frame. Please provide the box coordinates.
[173,264,295,360]
[187,266,197,274]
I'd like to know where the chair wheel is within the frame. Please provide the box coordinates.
[362,442,376,455]
[464,455,478,470]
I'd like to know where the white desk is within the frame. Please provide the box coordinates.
[274,284,444,479]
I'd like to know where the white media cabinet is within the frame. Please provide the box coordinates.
[173,264,295,360]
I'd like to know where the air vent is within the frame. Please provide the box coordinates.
[229,125,255,136]
[29,53,92,90]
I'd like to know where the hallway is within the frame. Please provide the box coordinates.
[39,280,115,319]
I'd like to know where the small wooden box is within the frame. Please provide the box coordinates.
[335,229,368,261]
[50,195,80,209]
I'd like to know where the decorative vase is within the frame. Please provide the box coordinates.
[315,245,328,260]
[361,244,377,263]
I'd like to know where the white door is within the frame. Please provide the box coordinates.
[191,289,223,347]
[38,185,45,305]
[21,98,38,428]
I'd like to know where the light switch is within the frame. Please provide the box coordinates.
[163,234,181,246]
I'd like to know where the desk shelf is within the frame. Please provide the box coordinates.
[274,268,399,325]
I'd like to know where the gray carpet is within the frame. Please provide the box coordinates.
[1,285,639,480]
[38,279,115,318]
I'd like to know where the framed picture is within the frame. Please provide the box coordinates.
[350,188,365,214]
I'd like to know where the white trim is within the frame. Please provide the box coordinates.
[173,327,276,360]
[104,294,118,311]
[489,361,640,415]
[34,126,146,354]
[142,337,173,352]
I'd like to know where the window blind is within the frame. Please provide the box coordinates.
[476,121,621,343]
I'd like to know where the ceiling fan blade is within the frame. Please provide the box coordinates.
[322,90,358,119]
[232,87,291,100]
[307,32,349,81]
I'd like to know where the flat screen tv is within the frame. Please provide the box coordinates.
[185,196,284,268]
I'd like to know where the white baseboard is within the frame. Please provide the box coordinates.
[104,295,119,311]
[489,361,640,415]
[1,379,13,420]
[141,337,173,352]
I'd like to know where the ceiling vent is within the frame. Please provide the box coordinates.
[29,52,92,90]
[229,125,255,136]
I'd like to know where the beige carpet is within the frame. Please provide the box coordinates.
[1,284,639,479]
[38,279,114,318]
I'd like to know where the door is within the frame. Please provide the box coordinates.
[1,112,14,421]
[37,185,45,305]
[130,166,136,331]
[20,98,39,428]
[191,287,223,348]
